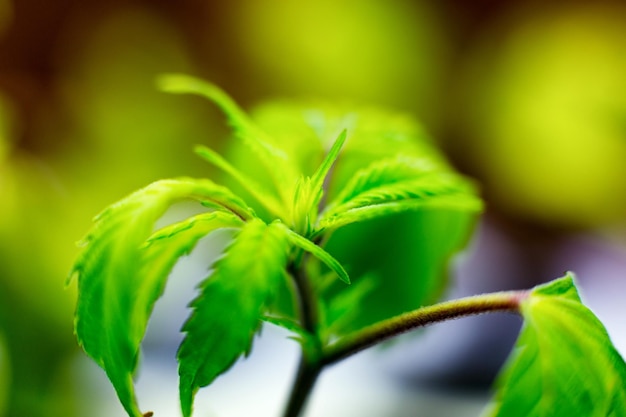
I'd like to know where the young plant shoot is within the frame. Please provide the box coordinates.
[68,75,626,417]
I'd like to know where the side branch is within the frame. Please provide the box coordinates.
[322,290,529,366]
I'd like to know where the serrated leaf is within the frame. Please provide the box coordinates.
[69,178,252,417]
[275,222,350,284]
[316,155,482,235]
[145,211,242,246]
[238,102,482,335]
[317,192,482,237]
[485,273,626,417]
[139,210,244,318]
[177,219,290,417]
[336,175,477,213]
[326,155,441,210]
[157,74,298,204]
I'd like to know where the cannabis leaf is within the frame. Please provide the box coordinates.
[71,75,626,417]
[177,219,290,417]
[194,144,285,219]
[292,129,347,236]
[157,74,299,208]
[485,273,626,417]
[71,76,484,417]
[275,222,349,284]
[69,178,252,417]
[219,96,482,335]
[326,155,441,209]
[316,155,482,236]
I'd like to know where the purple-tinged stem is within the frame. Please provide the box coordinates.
[322,290,529,366]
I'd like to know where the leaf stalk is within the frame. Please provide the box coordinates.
[322,289,529,366]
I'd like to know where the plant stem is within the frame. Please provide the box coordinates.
[322,290,529,366]
[283,260,323,417]
[283,261,529,417]
[288,260,320,341]
[282,356,322,417]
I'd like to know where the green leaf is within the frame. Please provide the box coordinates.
[177,219,290,417]
[275,222,350,284]
[317,192,481,236]
[234,103,481,335]
[291,129,347,236]
[291,175,316,235]
[157,74,298,205]
[194,145,285,219]
[321,210,478,334]
[320,273,377,339]
[69,178,252,417]
[485,273,626,417]
[140,210,244,316]
[261,315,309,340]
[309,128,347,205]
[326,155,441,210]
[317,156,482,235]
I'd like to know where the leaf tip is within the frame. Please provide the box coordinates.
[64,268,77,287]
[179,376,197,417]
[528,271,580,302]
[337,128,348,144]
[156,73,199,95]
[337,266,351,285]
[192,144,208,156]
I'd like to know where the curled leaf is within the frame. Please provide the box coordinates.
[177,219,290,417]
[69,178,250,417]
[486,273,626,417]
[157,74,297,205]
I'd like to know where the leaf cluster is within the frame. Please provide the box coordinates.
[69,74,481,416]
[69,75,626,417]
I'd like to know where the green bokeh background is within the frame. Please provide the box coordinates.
[0,1,625,416]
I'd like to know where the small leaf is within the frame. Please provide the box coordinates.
[69,178,252,417]
[336,174,476,213]
[317,156,482,235]
[291,175,316,235]
[327,155,440,210]
[177,219,290,417]
[291,130,348,235]
[309,128,348,207]
[261,315,309,340]
[317,193,482,237]
[275,222,350,284]
[157,74,298,204]
[194,145,285,219]
[139,211,244,324]
[320,273,377,339]
[485,273,626,417]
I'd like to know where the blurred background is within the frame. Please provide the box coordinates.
[0,0,625,416]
